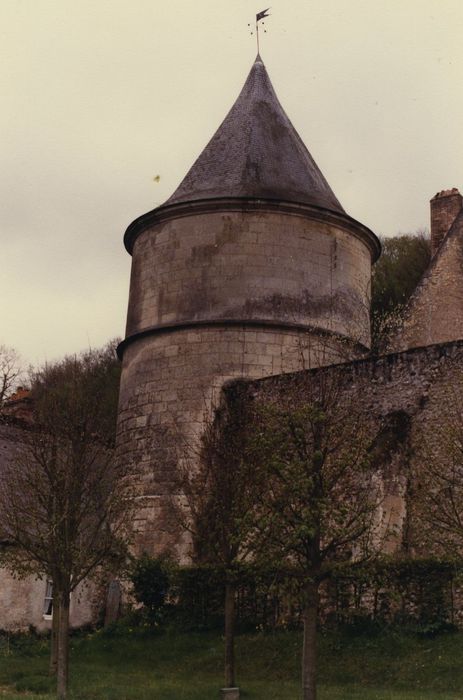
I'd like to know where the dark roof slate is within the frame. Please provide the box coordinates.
[165,55,345,213]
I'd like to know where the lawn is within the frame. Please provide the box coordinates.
[0,626,462,699]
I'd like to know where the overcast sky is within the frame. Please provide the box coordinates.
[1,0,462,367]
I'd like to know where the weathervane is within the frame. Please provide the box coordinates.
[248,8,270,54]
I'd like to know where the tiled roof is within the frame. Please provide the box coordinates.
[165,54,345,213]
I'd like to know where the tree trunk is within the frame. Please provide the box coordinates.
[301,579,319,700]
[49,590,60,676]
[224,579,236,687]
[56,589,70,700]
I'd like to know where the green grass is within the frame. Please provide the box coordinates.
[1,626,463,699]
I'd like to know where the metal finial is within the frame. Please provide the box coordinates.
[253,8,270,54]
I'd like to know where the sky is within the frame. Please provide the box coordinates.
[1,0,463,367]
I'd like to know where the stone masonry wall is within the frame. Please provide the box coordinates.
[391,211,463,352]
[117,324,355,558]
[236,339,463,553]
[125,209,373,347]
[119,206,375,558]
[0,570,96,633]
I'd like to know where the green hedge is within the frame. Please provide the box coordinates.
[130,558,463,632]
[168,564,285,630]
[324,559,460,632]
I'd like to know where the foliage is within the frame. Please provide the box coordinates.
[169,564,227,630]
[247,374,381,579]
[130,555,170,624]
[140,558,459,634]
[244,370,384,699]
[174,386,264,687]
[167,563,282,632]
[0,340,129,698]
[411,370,463,558]
[327,558,459,635]
[31,338,121,446]
[371,232,431,351]
[0,342,128,582]
[371,231,431,318]
[176,386,260,568]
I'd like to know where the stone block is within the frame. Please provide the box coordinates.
[220,688,240,700]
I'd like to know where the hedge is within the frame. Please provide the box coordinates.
[130,558,463,632]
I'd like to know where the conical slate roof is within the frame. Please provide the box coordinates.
[165,54,345,213]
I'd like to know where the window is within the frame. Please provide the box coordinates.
[43,580,53,619]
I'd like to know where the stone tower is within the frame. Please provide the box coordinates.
[117,55,380,556]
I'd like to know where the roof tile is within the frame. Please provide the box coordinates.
[165,55,345,213]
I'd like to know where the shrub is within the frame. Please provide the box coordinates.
[130,555,170,625]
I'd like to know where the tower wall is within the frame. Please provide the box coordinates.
[124,204,376,345]
[118,326,347,555]
[117,204,378,557]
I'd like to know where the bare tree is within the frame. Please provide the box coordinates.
[246,369,384,700]
[0,343,131,700]
[175,386,261,692]
[0,344,22,406]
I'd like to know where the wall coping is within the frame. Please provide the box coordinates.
[239,338,463,393]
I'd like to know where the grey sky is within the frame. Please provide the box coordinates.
[1,0,462,366]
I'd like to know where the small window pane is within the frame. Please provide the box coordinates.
[43,580,53,617]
